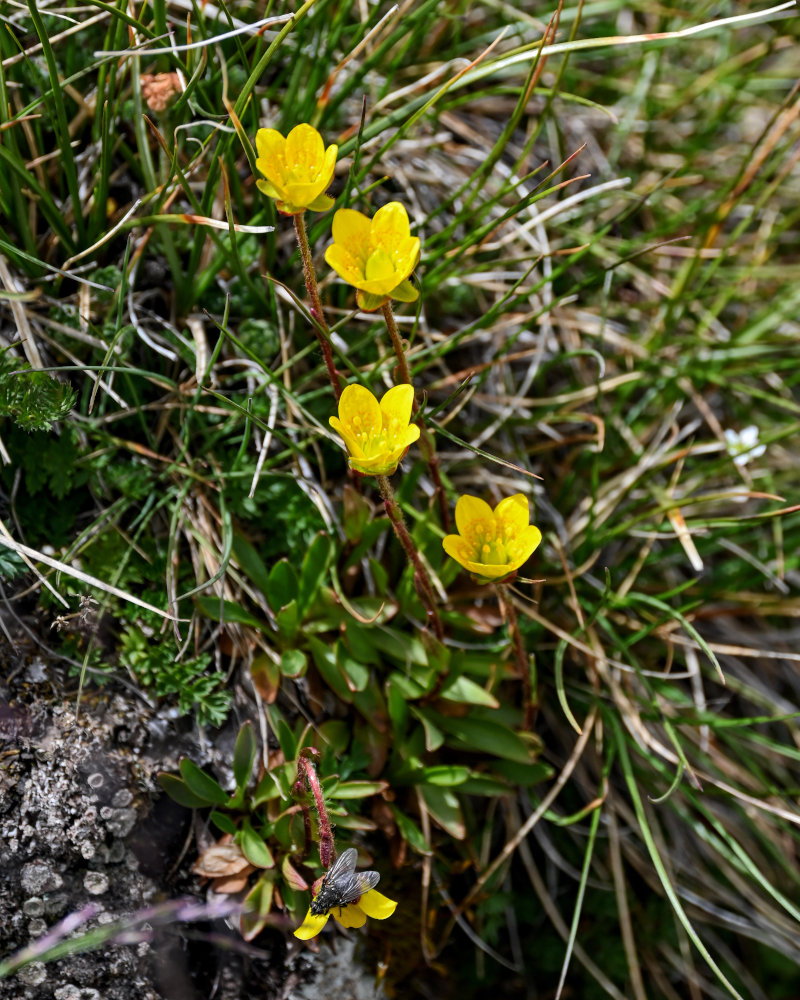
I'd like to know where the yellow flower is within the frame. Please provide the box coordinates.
[325,202,420,311]
[442,494,542,582]
[293,888,398,940]
[329,383,420,476]
[255,124,338,215]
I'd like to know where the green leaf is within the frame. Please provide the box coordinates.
[241,873,275,941]
[253,771,284,806]
[232,533,272,596]
[420,785,466,839]
[457,774,513,796]
[439,674,500,708]
[277,718,298,761]
[315,719,351,753]
[369,628,428,667]
[195,596,267,630]
[210,811,237,835]
[330,812,379,831]
[434,713,533,763]
[179,759,229,805]
[233,722,258,795]
[388,671,427,700]
[239,819,275,869]
[409,707,445,752]
[491,760,554,786]
[342,483,371,543]
[328,780,389,799]
[308,635,352,702]
[266,558,299,614]
[298,532,332,614]
[387,680,409,734]
[337,644,369,692]
[275,599,300,643]
[157,773,209,809]
[281,854,309,890]
[419,765,470,787]
[389,803,430,854]
[280,648,308,677]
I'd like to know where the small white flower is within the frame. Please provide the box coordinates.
[724,425,766,467]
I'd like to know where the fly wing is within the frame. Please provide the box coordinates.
[334,869,381,906]
[325,847,358,881]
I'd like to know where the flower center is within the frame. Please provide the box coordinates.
[346,408,404,458]
[465,517,509,566]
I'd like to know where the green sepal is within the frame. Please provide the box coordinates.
[389,278,418,302]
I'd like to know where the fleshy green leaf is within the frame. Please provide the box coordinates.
[280,648,308,677]
[420,785,466,839]
[158,773,209,809]
[241,873,276,941]
[233,722,258,795]
[298,532,332,614]
[179,759,229,805]
[328,780,389,799]
[266,558,299,614]
[439,674,500,708]
[195,596,267,630]
[239,819,275,869]
[419,765,470,787]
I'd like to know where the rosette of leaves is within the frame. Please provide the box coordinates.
[159,722,388,940]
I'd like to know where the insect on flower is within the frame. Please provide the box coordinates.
[294,847,398,939]
[311,847,379,915]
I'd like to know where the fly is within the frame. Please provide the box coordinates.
[310,847,380,916]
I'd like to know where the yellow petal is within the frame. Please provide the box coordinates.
[329,415,366,460]
[494,494,531,537]
[255,128,286,166]
[332,208,371,253]
[320,143,338,185]
[371,201,411,242]
[455,495,494,538]
[293,909,329,940]
[357,890,398,919]
[365,248,396,283]
[400,424,421,448]
[337,384,382,439]
[255,178,283,201]
[325,243,365,287]
[463,560,514,581]
[358,275,407,296]
[284,181,326,206]
[442,534,471,569]
[285,124,325,180]
[508,524,542,570]
[333,904,367,929]
[379,384,415,427]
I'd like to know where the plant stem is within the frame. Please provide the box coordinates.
[293,213,341,400]
[380,302,450,529]
[295,755,334,868]
[381,302,412,386]
[417,428,451,531]
[497,583,535,729]
[376,474,444,640]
